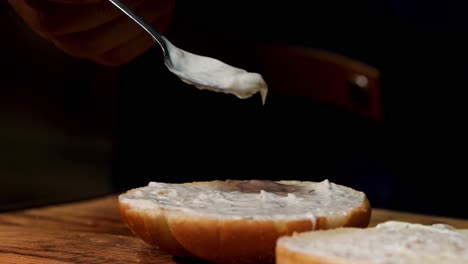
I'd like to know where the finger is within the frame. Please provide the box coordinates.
[47,0,101,4]
[8,0,51,39]
[51,0,174,60]
[95,15,173,66]
[21,0,146,36]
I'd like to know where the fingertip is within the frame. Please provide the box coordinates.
[49,0,101,4]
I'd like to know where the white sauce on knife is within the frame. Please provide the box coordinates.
[164,37,268,104]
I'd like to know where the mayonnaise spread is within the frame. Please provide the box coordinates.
[120,180,366,227]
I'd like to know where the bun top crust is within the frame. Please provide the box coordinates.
[119,179,367,225]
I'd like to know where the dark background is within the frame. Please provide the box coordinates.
[1,1,467,218]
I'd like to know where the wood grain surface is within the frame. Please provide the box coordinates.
[1,195,467,263]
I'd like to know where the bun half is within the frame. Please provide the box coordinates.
[119,179,371,263]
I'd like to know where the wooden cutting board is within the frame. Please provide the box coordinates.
[1,195,467,263]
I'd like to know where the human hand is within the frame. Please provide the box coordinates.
[9,0,175,66]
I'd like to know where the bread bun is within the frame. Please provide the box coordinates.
[118,179,371,263]
[276,221,468,264]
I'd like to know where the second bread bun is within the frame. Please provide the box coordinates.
[276,221,468,264]
[118,179,371,264]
